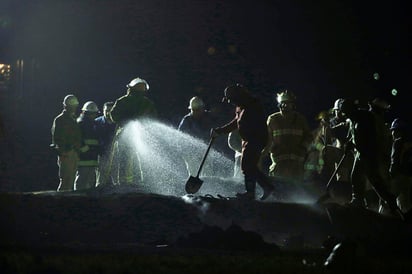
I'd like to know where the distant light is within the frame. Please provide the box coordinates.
[373,72,380,80]
[0,16,11,29]
[207,47,216,55]
[227,45,237,54]
[0,63,12,81]
[391,89,398,96]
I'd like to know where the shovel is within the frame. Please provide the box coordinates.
[315,152,348,205]
[185,136,215,194]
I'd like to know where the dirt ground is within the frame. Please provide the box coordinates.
[1,190,411,273]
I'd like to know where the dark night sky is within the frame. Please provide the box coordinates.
[0,0,410,190]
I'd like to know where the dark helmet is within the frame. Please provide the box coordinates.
[339,99,356,116]
[276,90,296,104]
[370,98,391,111]
[390,118,406,131]
[222,83,248,103]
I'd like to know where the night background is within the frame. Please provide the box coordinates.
[0,0,410,189]
[0,1,411,273]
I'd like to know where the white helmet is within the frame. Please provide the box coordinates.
[63,94,79,107]
[126,77,149,91]
[188,96,205,110]
[333,98,344,110]
[276,90,296,104]
[81,101,99,113]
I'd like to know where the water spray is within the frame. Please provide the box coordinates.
[116,119,242,197]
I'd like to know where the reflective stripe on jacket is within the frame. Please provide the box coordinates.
[267,111,312,159]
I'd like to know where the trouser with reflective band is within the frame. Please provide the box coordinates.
[269,153,305,183]
[113,138,143,185]
[75,164,98,190]
[57,149,79,191]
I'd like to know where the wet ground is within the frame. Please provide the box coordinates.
[0,185,411,273]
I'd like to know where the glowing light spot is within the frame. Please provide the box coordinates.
[391,89,398,96]
[207,47,216,55]
[227,45,237,54]
[373,72,380,80]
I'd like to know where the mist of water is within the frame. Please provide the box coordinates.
[117,119,244,197]
[111,119,319,205]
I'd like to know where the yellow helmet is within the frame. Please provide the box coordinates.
[276,90,296,104]
[316,110,329,121]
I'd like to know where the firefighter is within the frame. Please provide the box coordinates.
[109,77,157,185]
[339,99,404,220]
[389,118,412,212]
[178,96,214,142]
[368,98,393,211]
[178,96,215,176]
[303,111,331,194]
[94,101,116,186]
[329,98,350,148]
[211,84,274,200]
[110,78,157,125]
[321,98,354,202]
[263,90,312,186]
[74,101,100,190]
[51,94,82,191]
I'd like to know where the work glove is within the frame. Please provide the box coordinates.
[50,144,61,156]
[210,128,220,138]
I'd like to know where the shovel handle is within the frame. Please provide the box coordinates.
[325,152,347,191]
[196,136,215,177]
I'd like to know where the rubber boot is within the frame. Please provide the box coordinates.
[256,172,274,201]
[236,176,256,200]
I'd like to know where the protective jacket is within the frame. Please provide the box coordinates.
[110,92,157,126]
[51,110,82,153]
[348,110,390,161]
[95,115,116,154]
[266,111,312,163]
[77,114,99,167]
[215,98,267,147]
[390,136,412,177]
[178,111,214,143]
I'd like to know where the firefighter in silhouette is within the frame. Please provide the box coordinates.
[94,101,116,186]
[320,98,354,202]
[178,96,215,176]
[262,90,312,188]
[389,118,412,212]
[212,84,274,200]
[51,94,82,191]
[108,77,157,185]
[340,99,404,220]
[75,101,100,190]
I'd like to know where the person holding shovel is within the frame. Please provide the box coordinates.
[211,84,275,200]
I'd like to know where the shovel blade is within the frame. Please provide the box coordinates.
[185,176,203,194]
